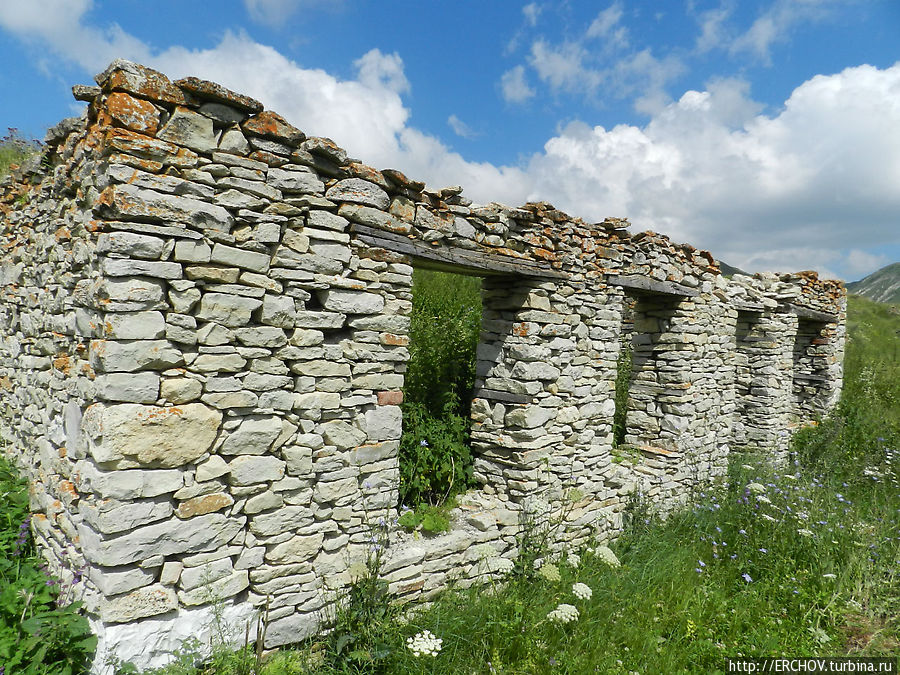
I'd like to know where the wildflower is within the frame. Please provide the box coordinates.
[697,559,706,568]
[741,464,754,471]
[572,582,593,600]
[474,543,498,560]
[547,603,579,624]
[420,439,429,447]
[407,630,442,657]
[758,548,768,554]
[537,563,561,583]
[756,495,772,505]
[797,528,813,537]
[491,557,514,575]
[566,552,581,568]
[822,573,836,579]
[738,529,747,535]
[761,514,776,522]
[747,483,766,494]
[695,567,703,574]
[742,573,753,583]
[595,545,621,568]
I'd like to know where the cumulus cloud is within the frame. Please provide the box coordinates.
[500,65,536,103]
[730,0,847,63]
[518,63,900,278]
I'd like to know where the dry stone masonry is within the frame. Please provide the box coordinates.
[0,60,846,672]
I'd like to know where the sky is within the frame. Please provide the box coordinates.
[1,1,898,281]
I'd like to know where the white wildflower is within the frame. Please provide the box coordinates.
[537,562,561,582]
[756,495,772,505]
[406,630,442,657]
[566,552,581,568]
[797,528,814,537]
[761,513,776,522]
[747,483,766,494]
[595,545,621,568]
[822,573,837,579]
[741,464,755,471]
[572,582,593,600]
[473,543,498,560]
[547,603,579,624]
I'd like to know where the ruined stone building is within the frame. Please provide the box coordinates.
[0,61,845,671]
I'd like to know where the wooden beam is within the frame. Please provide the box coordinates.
[781,303,838,323]
[350,223,567,279]
[473,388,532,404]
[606,274,700,297]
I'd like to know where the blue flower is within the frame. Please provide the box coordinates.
[420,439,429,447]
[742,573,753,583]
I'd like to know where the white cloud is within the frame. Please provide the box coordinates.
[522,3,541,27]
[500,65,536,103]
[528,39,602,93]
[586,2,627,47]
[243,0,305,26]
[843,250,890,280]
[694,3,732,53]
[518,63,900,278]
[448,114,477,139]
[0,0,150,72]
[730,0,846,64]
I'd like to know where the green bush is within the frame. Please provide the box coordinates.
[0,456,97,674]
[398,269,481,506]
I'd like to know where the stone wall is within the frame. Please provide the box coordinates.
[0,60,846,672]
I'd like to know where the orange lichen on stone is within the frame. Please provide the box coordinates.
[106,92,161,134]
[380,333,408,346]
[52,353,72,375]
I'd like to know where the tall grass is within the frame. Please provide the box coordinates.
[0,128,41,178]
[397,269,482,506]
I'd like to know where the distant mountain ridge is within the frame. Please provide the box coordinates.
[846,262,900,304]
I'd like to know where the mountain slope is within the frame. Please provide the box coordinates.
[846,262,900,304]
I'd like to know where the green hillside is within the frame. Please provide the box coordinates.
[846,262,900,304]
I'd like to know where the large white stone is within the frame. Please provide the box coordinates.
[325,178,389,209]
[321,420,366,449]
[82,402,222,467]
[90,339,182,373]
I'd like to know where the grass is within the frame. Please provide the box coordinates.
[0,128,41,178]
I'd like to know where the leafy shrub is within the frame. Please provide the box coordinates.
[399,269,481,506]
[0,456,96,674]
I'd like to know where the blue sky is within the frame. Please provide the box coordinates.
[1,0,898,281]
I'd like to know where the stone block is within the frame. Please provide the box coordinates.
[210,243,271,273]
[95,372,160,404]
[220,416,283,455]
[90,566,157,596]
[228,455,286,485]
[325,178,389,209]
[99,584,178,623]
[176,492,234,518]
[260,295,297,328]
[321,420,366,450]
[81,498,173,534]
[97,231,165,259]
[160,377,202,404]
[265,533,324,564]
[81,402,221,467]
[197,293,263,328]
[179,570,249,606]
[90,339,182,373]
[157,107,218,153]
[365,406,402,441]
[174,240,212,263]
